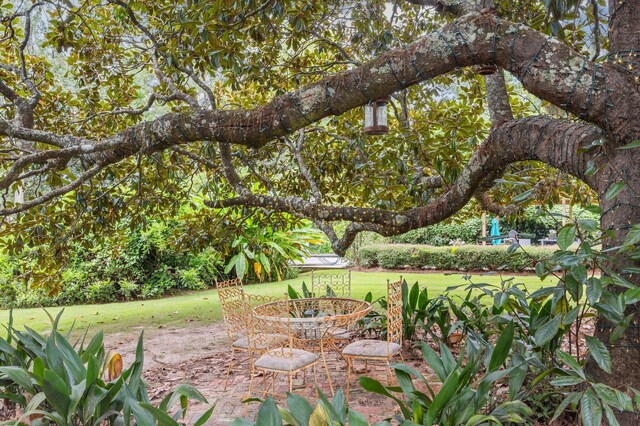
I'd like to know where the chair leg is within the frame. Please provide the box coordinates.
[333,340,349,365]
[224,349,235,390]
[320,341,334,396]
[259,369,269,397]
[269,372,276,396]
[248,365,255,399]
[346,356,352,404]
[386,359,393,385]
[313,364,318,398]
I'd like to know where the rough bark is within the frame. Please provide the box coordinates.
[2,12,637,194]
[579,4,640,424]
[588,152,640,425]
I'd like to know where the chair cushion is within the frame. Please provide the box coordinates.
[332,328,354,340]
[254,348,319,371]
[342,339,402,358]
[232,334,288,350]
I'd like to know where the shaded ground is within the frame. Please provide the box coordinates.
[105,316,594,425]
[105,323,439,425]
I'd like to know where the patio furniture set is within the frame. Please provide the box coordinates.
[216,274,403,402]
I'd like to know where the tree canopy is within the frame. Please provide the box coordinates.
[1,0,610,258]
[2,0,640,416]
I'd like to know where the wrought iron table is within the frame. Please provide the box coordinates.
[252,297,372,393]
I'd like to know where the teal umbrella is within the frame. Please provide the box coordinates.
[490,217,502,245]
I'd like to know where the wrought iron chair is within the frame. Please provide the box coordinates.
[342,277,403,401]
[217,278,284,389]
[247,296,320,398]
[311,270,352,297]
[311,271,353,341]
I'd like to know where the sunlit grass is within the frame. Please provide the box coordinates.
[0,270,552,334]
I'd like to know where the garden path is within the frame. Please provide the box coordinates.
[104,323,437,425]
[104,319,592,425]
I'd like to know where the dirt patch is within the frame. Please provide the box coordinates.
[103,317,594,425]
[103,323,423,424]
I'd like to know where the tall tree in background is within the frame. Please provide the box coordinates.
[1,0,639,421]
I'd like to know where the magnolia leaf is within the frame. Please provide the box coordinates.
[557,225,576,250]
[584,336,611,373]
[605,181,625,200]
[617,140,640,150]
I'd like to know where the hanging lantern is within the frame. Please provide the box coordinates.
[363,97,389,135]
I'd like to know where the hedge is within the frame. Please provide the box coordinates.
[358,244,556,272]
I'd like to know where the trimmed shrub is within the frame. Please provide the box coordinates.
[359,244,555,272]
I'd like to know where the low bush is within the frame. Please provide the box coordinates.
[0,218,315,308]
[358,244,555,272]
[0,224,227,308]
[0,310,214,425]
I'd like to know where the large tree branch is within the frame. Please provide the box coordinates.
[206,117,603,255]
[0,163,105,215]
[484,69,513,126]
[290,130,322,203]
[1,13,623,151]
[1,12,630,213]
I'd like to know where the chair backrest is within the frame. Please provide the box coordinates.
[386,278,403,346]
[311,270,351,297]
[246,297,293,356]
[217,279,247,343]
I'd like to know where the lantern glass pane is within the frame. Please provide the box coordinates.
[364,104,374,128]
[377,104,387,126]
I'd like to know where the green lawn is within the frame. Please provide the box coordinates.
[0,270,551,334]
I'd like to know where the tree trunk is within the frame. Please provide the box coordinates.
[588,150,640,425]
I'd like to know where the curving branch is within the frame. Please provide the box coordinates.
[291,130,322,202]
[1,13,624,150]
[484,69,513,126]
[0,163,105,215]
[171,146,220,171]
[206,116,603,255]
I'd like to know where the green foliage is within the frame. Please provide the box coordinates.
[281,214,639,425]
[358,244,553,272]
[0,0,599,293]
[224,225,323,282]
[361,328,533,425]
[0,310,214,425]
[391,217,483,246]
[232,390,390,426]
[389,207,601,247]
[1,219,320,308]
